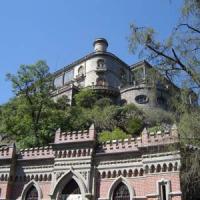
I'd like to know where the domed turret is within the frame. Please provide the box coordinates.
[93,38,108,52]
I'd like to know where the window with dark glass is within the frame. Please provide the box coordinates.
[159,182,167,200]
[135,95,149,104]
[97,59,105,68]
[25,186,38,200]
[54,75,63,88]
[96,77,107,86]
[133,68,145,83]
[113,182,130,200]
[64,70,74,84]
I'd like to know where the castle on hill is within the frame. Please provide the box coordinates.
[0,39,183,200]
[52,38,182,109]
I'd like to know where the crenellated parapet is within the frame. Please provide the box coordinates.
[140,124,179,145]
[18,146,54,160]
[54,148,93,158]
[0,144,15,159]
[97,125,179,154]
[54,124,96,144]
[0,125,179,160]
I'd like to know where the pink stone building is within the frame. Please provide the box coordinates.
[0,124,182,200]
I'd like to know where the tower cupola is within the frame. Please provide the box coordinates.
[93,38,108,52]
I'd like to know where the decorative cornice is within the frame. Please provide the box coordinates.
[53,51,130,77]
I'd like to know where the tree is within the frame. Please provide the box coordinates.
[129,0,200,94]
[1,61,70,148]
[129,1,200,199]
[115,104,144,135]
[72,90,144,135]
[89,104,119,132]
[178,108,200,199]
[6,60,52,145]
[74,89,97,108]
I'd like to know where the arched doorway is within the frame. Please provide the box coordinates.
[58,179,82,200]
[25,185,38,200]
[113,182,130,200]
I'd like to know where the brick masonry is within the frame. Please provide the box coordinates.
[0,124,182,200]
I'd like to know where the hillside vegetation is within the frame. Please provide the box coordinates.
[0,60,175,148]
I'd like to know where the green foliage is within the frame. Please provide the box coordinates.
[0,61,72,148]
[74,89,97,108]
[178,109,200,199]
[115,104,144,135]
[67,98,144,136]
[0,95,71,148]
[178,109,200,147]
[89,105,119,131]
[148,125,165,133]
[98,128,130,143]
[181,0,200,18]
[129,1,200,198]
[129,1,200,93]
[126,117,143,135]
[55,95,70,110]
[1,62,175,150]
[144,108,174,127]
[118,103,143,118]
[94,97,113,107]
[66,94,145,136]
[67,106,91,131]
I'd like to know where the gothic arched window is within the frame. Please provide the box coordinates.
[25,186,38,200]
[58,179,81,200]
[113,182,130,200]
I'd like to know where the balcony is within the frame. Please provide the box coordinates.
[75,74,85,81]
[95,66,107,73]
[87,85,120,96]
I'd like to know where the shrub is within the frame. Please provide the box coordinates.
[126,117,143,135]
[144,108,174,127]
[74,89,97,108]
[89,105,119,132]
[98,128,130,142]
[94,97,113,107]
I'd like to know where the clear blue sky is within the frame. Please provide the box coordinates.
[0,0,182,104]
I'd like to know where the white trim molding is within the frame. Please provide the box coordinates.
[156,178,171,200]
[49,169,89,200]
[20,180,42,200]
[107,176,135,200]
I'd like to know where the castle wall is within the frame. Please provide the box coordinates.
[0,125,182,200]
[99,173,181,199]
[120,85,157,108]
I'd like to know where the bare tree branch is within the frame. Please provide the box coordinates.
[145,43,200,88]
[177,23,200,34]
[172,48,200,87]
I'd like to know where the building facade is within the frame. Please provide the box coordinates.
[52,38,178,109]
[0,39,184,200]
[0,125,182,200]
